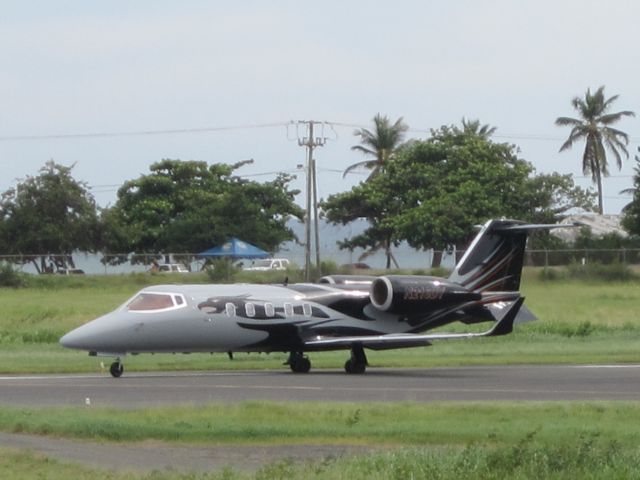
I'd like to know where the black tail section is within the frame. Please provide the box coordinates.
[448,219,564,292]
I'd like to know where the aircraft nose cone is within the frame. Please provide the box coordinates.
[59,328,87,350]
[60,313,130,353]
[60,320,105,351]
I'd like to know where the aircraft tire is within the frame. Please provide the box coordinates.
[344,359,366,374]
[110,361,124,378]
[290,356,311,373]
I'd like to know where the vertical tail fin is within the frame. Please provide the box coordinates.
[448,219,553,292]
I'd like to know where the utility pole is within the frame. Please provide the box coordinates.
[296,121,326,281]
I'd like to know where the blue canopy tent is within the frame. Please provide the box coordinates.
[198,238,270,260]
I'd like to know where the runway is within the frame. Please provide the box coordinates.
[1,364,640,407]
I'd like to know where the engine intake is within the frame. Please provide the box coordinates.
[370,275,481,313]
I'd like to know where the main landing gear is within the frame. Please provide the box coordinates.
[286,344,369,374]
[109,359,124,378]
[344,344,367,374]
[286,351,311,373]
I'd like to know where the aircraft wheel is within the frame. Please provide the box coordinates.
[110,361,124,378]
[344,359,366,374]
[290,356,311,373]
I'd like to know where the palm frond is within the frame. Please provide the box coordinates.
[602,126,631,142]
[598,111,635,125]
[559,126,587,152]
[555,116,582,127]
[343,160,378,177]
[350,145,377,156]
[601,91,620,111]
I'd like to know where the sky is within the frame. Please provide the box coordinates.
[1,0,639,214]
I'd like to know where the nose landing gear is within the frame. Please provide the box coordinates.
[109,360,124,378]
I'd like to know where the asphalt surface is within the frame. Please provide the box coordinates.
[1,364,640,407]
[0,432,374,472]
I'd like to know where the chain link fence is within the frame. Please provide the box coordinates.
[2,248,640,275]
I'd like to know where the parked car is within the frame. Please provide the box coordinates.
[340,262,371,270]
[56,268,85,275]
[157,263,189,273]
[243,258,290,271]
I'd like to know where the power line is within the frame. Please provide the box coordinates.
[1,119,638,143]
[0,122,289,141]
[321,122,640,143]
[574,175,634,179]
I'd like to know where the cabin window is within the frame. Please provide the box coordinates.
[225,303,237,317]
[284,303,293,317]
[303,303,312,317]
[174,295,184,306]
[246,303,256,318]
[265,303,275,317]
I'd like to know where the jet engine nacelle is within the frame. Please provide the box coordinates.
[370,275,481,313]
[318,275,376,286]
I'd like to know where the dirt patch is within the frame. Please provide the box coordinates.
[0,432,376,473]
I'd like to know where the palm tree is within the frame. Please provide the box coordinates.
[343,114,409,179]
[621,148,640,235]
[555,86,635,214]
[459,117,497,139]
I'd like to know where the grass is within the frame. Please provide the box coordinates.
[0,269,639,373]
[1,401,640,445]
[2,442,639,480]
[2,402,640,479]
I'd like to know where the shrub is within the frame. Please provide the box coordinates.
[320,260,339,276]
[0,263,26,288]
[205,258,240,282]
[429,267,452,278]
[567,261,637,282]
[538,267,565,281]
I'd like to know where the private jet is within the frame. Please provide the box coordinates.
[60,219,562,377]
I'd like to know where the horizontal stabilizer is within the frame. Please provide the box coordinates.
[494,222,582,232]
[304,298,524,350]
[486,297,523,336]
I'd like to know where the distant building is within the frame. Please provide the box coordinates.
[552,214,627,243]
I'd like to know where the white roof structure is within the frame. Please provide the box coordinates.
[553,214,627,242]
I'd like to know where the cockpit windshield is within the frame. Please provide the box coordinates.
[126,292,186,312]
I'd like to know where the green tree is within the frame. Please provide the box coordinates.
[324,124,594,267]
[343,113,409,179]
[0,161,99,273]
[386,127,535,252]
[518,172,595,224]
[621,148,640,236]
[555,86,635,214]
[323,177,403,269]
[100,159,303,262]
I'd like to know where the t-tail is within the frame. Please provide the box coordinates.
[448,219,569,293]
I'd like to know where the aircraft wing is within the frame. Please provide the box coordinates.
[304,298,523,350]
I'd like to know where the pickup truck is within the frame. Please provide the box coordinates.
[242,258,290,271]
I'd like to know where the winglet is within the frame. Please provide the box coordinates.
[486,297,524,337]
